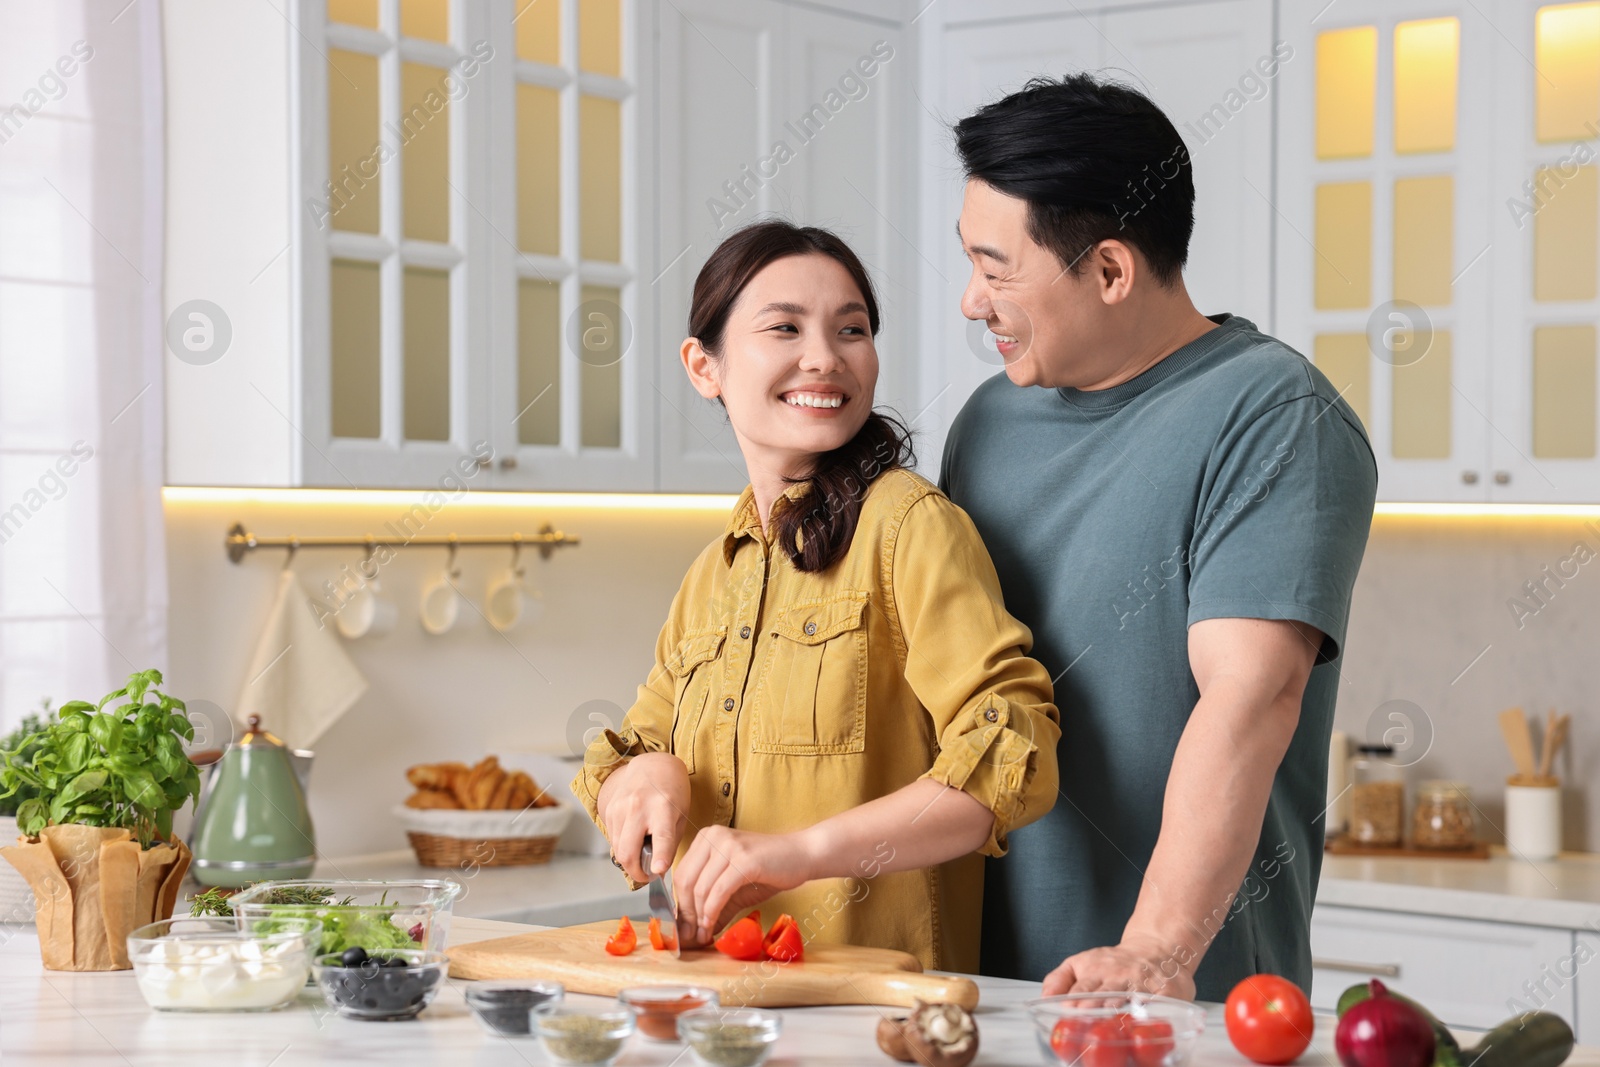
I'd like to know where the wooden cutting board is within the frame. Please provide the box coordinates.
[446,921,980,1009]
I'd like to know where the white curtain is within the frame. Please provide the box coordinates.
[0,0,167,729]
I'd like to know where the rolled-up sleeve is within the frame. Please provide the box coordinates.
[889,491,1061,855]
[570,612,680,837]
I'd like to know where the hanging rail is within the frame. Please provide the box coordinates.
[224,522,580,564]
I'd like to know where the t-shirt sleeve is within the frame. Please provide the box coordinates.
[1185,394,1377,662]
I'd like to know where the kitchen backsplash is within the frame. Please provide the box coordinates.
[158,493,1597,857]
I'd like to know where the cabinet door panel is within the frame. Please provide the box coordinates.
[918,15,1102,478]
[655,1,908,493]
[1486,0,1600,502]
[1103,0,1275,328]
[1310,904,1575,1030]
[1276,0,1494,502]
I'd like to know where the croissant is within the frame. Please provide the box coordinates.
[407,761,468,792]
[404,789,461,810]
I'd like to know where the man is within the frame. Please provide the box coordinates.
[940,73,1377,1001]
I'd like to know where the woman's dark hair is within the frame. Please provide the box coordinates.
[953,73,1194,286]
[688,219,914,573]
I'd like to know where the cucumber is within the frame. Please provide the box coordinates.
[1464,1011,1574,1067]
[1335,982,1462,1065]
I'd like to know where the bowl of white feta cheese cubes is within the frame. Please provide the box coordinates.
[126,916,322,1011]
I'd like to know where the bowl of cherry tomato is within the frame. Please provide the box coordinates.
[1026,992,1206,1067]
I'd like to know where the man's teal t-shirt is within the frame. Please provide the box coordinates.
[940,313,1377,1000]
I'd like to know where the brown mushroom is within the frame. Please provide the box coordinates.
[875,1000,979,1067]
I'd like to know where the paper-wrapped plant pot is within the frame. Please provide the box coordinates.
[1,825,192,971]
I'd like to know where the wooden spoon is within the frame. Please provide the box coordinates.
[1499,707,1538,778]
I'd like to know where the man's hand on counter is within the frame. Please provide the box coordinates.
[1041,934,1198,999]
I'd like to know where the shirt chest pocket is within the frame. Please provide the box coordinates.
[665,626,726,775]
[751,592,869,755]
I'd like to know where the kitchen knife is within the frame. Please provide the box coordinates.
[641,835,679,958]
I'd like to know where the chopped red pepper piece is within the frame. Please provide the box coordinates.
[712,914,765,961]
[761,913,803,962]
[604,916,637,956]
[648,915,667,951]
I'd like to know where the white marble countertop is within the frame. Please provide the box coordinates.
[6,915,1593,1066]
[1319,849,1600,930]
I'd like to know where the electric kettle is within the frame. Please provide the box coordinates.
[190,715,316,888]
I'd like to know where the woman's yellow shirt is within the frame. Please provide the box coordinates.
[574,468,1060,972]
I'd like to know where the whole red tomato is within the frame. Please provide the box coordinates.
[1049,1017,1090,1062]
[1225,974,1314,1065]
[1127,1018,1176,1067]
[1082,1019,1130,1067]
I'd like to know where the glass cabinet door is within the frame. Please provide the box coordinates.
[1488,0,1600,502]
[1278,1,1494,502]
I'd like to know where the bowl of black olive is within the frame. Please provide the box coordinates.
[312,946,448,1020]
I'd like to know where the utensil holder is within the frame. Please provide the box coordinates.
[1505,775,1561,860]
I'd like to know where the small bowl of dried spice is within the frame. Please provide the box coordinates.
[679,1007,782,1067]
[464,979,564,1035]
[618,985,719,1041]
[533,1005,637,1065]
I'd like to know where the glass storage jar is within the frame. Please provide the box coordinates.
[1412,780,1475,850]
[1349,744,1404,847]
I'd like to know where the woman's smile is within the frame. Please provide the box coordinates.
[780,387,851,414]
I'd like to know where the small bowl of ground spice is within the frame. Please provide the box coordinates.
[679,1007,782,1067]
[618,985,719,1041]
[464,979,564,1035]
[533,1006,637,1065]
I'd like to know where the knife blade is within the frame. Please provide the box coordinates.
[641,835,679,957]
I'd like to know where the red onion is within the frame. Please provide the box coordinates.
[1335,980,1437,1067]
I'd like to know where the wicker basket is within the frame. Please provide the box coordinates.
[393,803,572,869]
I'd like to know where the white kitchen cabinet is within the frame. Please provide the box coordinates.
[915,0,1277,477]
[1579,930,1599,1044]
[653,0,915,493]
[1311,904,1576,1031]
[1278,0,1600,503]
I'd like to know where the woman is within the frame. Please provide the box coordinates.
[572,221,1059,973]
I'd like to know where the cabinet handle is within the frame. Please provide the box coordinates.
[1494,471,1511,485]
[499,456,519,470]
[1313,957,1401,978]
[1461,471,1479,485]
[474,455,491,470]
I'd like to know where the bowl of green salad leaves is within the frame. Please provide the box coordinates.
[192,879,463,956]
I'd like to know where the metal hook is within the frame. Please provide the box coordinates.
[446,538,460,578]
[281,539,299,571]
[509,535,524,576]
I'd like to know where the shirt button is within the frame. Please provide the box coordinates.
[984,708,999,723]
[723,697,735,711]
[721,782,731,797]
[804,621,818,636]
[740,626,751,639]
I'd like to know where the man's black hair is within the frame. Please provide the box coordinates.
[954,73,1194,286]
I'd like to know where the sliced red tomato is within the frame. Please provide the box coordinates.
[647,915,666,951]
[712,914,764,961]
[761,914,804,962]
[1224,973,1314,1065]
[603,916,637,956]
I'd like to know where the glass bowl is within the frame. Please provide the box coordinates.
[126,916,321,1012]
[679,1007,782,1067]
[229,879,462,956]
[532,1006,637,1065]
[311,947,447,1020]
[618,984,719,1041]
[464,979,565,1036]
[1027,992,1206,1066]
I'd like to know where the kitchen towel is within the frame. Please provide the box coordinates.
[235,569,369,748]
